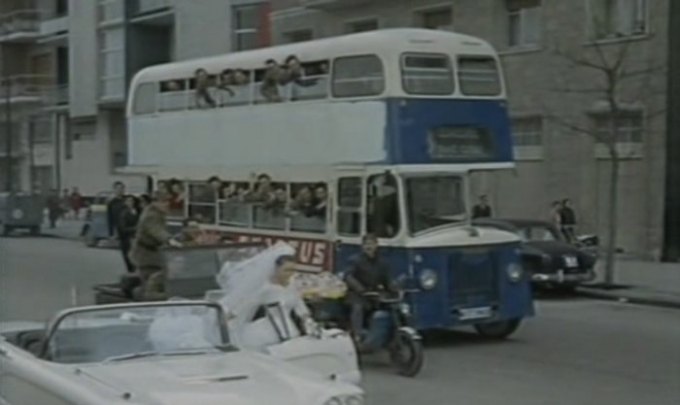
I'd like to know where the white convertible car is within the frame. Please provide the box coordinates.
[0,301,363,405]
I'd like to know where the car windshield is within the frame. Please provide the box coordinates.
[518,226,560,242]
[46,303,229,364]
[406,175,466,234]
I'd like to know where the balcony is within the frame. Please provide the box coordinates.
[0,75,53,104]
[129,0,173,25]
[300,0,374,10]
[39,12,68,45]
[43,84,69,109]
[0,9,43,43]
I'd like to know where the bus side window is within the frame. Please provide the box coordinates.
[133,82,157,115]
[367,173,400,238]
[336,177,362,236]
[457,56,501,96]
[332,55,384,98]
[187,182,217,224]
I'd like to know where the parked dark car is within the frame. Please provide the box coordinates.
[473,218,597,289]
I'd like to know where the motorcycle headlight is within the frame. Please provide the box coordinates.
[419,269,438,290]
[506,263,523,283]
[399,302,411,316]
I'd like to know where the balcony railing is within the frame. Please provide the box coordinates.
[300,0,374,10]
[44,83,69,106]
[0,75,53,101]
[131,0,172,15]
[0,9,43,40]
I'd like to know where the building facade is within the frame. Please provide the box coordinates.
[271,0,670,259]
[0,0,54,194]
[29,0,272,196]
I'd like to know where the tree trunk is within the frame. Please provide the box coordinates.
[603,148,620,285]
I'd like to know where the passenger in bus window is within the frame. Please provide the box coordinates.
[268,187,288,214]
[219,182,238,200]
[194,68,216,108]
[308,184,328,218]
[280,55,318,87]
[233,69,250,85]
[248,173,275,203]
[168,180,185,215]
[289,186,313,215]
[217,69,236,97]
[261,59,283,102]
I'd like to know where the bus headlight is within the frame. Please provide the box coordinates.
[506,263,523,283]
[419,269,438,290]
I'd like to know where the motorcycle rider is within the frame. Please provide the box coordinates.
[343,233,397,347]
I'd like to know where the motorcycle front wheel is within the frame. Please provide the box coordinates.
[388,329,424,377]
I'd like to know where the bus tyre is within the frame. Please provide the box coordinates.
[474,319,521,339]
[30,226,40,236]
[2,225,12,236]
[389,330,424,377]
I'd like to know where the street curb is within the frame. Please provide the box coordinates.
[576,288,680,310]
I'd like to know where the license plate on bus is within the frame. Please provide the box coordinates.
[459,306,492,320]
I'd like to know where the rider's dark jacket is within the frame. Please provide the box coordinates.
[344,252,393,303]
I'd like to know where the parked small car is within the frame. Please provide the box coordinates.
[473,218,597,290]
[0,191,44,236]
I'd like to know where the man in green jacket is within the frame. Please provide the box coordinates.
[131,192,181,300]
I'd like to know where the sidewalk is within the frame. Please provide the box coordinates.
[577,258,680,309]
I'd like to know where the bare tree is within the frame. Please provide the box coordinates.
[545,38,665,286]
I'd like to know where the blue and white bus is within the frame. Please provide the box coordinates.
[125,28,534,337]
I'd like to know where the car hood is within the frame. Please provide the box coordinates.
[406,224,519,248]
[75,351,357,405]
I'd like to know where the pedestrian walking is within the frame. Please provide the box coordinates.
[106,181,126,238]
[130,192,182,300]
[472,195,493,219]
[69,187,83,220]
[550,201,562,230]
[46,189,61,229]
[118,195,141,273]
[559,198,577,243]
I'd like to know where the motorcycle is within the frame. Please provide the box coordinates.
[358,290,424,377]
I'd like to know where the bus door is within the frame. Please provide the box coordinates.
[332,168,403,273]
[332,168,366,272]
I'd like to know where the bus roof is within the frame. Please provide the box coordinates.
[131,28,497,84]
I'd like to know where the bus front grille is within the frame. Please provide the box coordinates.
[448,249,498,308]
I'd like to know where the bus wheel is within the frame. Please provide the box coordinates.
[474,319,521,339]
[30,226,40,236]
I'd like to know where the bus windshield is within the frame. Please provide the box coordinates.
[406,175,467,234]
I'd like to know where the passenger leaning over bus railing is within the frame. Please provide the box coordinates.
[288,186,313,216]
[194,68,216,108]
[279,55,319,88]
[247,173,276,203]
[308,183,328,219]
[217,69,236,98]
[261,59,283,103]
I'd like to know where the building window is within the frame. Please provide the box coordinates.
[233,3,270,51]
[30,119,53,144]
[99,28,125,99]
[588,0,647,40]
[592,111,643,143]
[416,7,452,30]
[283,29,313,43]
[507,0,542,48]
[512,116,543,146]
[99,0,125,23]
[56,0,68,16]
[345,18,379,33]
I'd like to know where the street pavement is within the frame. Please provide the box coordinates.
[1,236,679,405]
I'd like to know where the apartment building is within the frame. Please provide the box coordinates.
[271,0,672,259]
[31,0,271,196]
[0,0,54,193]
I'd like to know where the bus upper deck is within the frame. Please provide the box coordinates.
[127,29,513,169]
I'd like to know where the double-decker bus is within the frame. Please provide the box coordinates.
[125,28,533,337]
